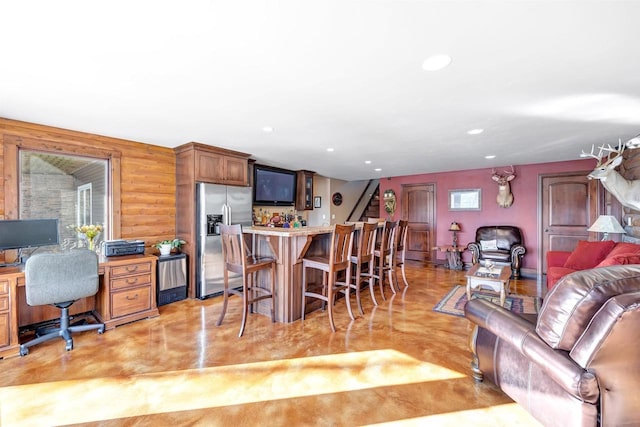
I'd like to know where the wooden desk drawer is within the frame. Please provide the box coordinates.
[0,295,8,312]
[111,273,151,291]
[110,286,151,318]
[0,280,8,295]
[0,312,8,347]
[110,262,152,278]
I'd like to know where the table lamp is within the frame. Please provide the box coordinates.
[587,215,625,240]
[449,221,461,247]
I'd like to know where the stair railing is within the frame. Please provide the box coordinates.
[346,180,379,222]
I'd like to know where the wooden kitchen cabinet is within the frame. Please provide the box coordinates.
[176,142,250,186]
[296,170,314,210]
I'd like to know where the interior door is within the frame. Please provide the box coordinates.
[540,172,599,274]
[402,183,435,262]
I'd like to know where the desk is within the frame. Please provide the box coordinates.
[432,245,466,270]
[0,254,159,359]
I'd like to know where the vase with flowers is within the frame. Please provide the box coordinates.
[76,224,103,252]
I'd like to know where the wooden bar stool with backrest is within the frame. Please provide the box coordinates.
[349,221,378,314]
[394,220,410,290]
[301,223,355,332]
[217,223,276,337]
[373,220,397,301]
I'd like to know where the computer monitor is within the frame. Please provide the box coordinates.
[0,218,60,250]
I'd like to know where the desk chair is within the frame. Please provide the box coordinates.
[19,250,105,356]
[302,223,355,332]
[217,224,276,337]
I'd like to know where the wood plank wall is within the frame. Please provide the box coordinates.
[0,118,176,251]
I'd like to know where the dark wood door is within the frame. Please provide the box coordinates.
[402,184,435,262]
[540,172,599,273]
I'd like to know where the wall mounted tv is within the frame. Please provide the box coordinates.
[253,164,297,206]
[0,218,60,250]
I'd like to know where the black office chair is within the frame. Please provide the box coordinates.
[19,250,105,356]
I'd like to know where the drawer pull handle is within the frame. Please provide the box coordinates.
[127,278,138,284]
[126,294,139,301]
[126,266,139,272]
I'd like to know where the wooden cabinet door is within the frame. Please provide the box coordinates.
[224,156,249,186]
[195,151,225,183]
[296,171,314,210]
[402,183,435,262]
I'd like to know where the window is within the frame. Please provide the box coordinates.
[20,151,108,249]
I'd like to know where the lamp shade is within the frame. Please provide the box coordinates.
[449,222,461,232]
[588,215,625,234]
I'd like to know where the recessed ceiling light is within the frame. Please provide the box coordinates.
[326,148,334,152]
[365,160,372,164]
[422,54,452,72]
[262,126,274,133]
[467,128,484,135]
[374,168,382,172]
[485,155,496,159]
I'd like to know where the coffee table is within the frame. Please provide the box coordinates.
[465,264,512,306]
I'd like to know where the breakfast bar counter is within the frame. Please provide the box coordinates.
[242,225,334,322]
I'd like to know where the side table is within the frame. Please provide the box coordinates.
[432,245,466,270]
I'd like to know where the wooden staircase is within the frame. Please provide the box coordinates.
[359,185,380,221]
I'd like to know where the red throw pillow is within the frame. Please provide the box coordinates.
[563,240,616,270]
[596,253,640,267]
[606,242,640,258]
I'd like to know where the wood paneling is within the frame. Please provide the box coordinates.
[0,118,176,250]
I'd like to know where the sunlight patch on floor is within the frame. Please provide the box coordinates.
[366,403,543,427]
[0,349,465,425]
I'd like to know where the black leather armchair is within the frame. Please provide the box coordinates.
[467,225,525,277]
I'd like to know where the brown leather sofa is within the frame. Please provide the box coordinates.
[467,225,526,277]
[464,265,640,427]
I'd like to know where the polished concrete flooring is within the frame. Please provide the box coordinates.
[0,263,544,426]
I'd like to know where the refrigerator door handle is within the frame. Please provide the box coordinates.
[226,204,232,225]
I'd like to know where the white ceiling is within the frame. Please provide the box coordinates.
[2,1,639,181]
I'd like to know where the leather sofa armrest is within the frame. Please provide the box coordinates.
[465,298,599,403]
[510,244,526,259]
[467,242,480,264]
[547,250,571,268]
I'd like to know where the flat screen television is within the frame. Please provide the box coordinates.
[253,164,297,206]
[0,218,60,250]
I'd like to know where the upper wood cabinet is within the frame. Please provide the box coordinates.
[296,170,314,210]
[176,142,250,186]
[195,150,248,185]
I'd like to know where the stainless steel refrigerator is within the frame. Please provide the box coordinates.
[196,183,253,299]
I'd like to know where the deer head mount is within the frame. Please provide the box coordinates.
[491,166,516,208]
[582,140,640,211]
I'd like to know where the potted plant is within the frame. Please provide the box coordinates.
[154,238,186,256]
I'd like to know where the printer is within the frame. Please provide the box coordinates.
[102,239,145,257]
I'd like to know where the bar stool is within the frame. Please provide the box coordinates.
[301,223,355,332]
[349,221,378,314]
[372,220,397,301]
[393,220,410,289]
[217,223,276,337]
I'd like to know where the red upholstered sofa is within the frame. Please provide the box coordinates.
[547,241,640,289]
